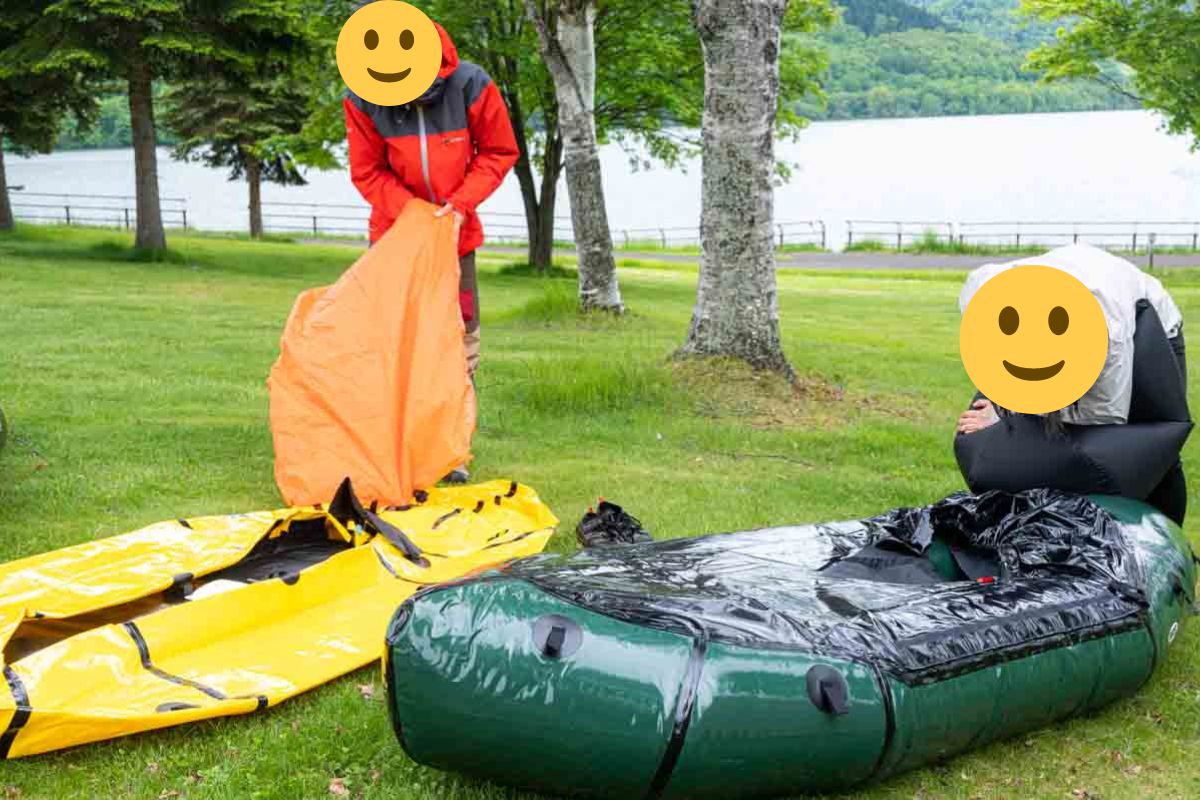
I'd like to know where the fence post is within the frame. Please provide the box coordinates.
[818,221,826,250]
[313,215,319,236]
[622,229,630,246]
[124,208,130,230]
[659,228,667,248]
[896,223,902,251]
[64,205,71,225]
[181,209,187,230]
[1148,233,1156,271]
[846,221,853,248]
[1132,232,1138,253]
[777,224,784,248]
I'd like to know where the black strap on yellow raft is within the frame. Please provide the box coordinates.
[0,667,31,759]
[327,478,428,567]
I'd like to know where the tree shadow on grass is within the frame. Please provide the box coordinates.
[0,225,352,284]
[495,261,576,280]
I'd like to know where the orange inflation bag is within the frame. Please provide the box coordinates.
[268,201,474,506]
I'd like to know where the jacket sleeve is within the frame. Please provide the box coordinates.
[344,96,415,218]
[447,81,520,215]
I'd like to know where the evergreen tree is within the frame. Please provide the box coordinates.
[165,75,311,239]
[0,2,96,230]
[23,0,310,250]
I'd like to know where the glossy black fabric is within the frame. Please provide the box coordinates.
[209,518,351,584]
[507,490,1146,683]
[820,542,950,585]
[955,301,1192,523]
[1146,462,1187,528]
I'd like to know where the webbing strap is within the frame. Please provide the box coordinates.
[0,666,31,759]
[327,478,426,565]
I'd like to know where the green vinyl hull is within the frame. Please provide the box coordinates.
[385,495,1195,798]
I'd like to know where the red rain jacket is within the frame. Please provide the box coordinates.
[344,23,519,254]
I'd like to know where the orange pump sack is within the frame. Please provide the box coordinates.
[268,201,474,506]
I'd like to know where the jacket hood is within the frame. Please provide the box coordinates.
[434,22,458,79]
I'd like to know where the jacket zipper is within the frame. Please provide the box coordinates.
[416,106,439,205]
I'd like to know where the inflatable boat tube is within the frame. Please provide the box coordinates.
[385,490,1196,799]
[0,479,556,758]
[956,300,1191,523]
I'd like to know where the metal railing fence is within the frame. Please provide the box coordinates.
[846,219,1200,253]
[9,191,1198,257]
[257,204,826,249]
[953,221,1200,253]
[845,220,954,249]
[9,190,189,230]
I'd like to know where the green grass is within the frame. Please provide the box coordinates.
[1,223,1199,800]
[905,231,1042,256]
[507,280,583,325]
[494,261,577,280]
[1140,245,1200,255]
[847,234,1043,256]
[844,238,890,252]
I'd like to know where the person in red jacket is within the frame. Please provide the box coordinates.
[344,21,519,483]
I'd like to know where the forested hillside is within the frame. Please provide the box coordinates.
[794,0,1136,120]
[912,0,1054,46]
[57,89,177,151]
[837,0,948,34]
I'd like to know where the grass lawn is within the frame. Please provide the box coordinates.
[0,224,1198,800]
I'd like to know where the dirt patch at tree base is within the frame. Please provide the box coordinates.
[672,356,920,429]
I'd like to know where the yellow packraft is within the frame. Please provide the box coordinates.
[0,479,556,758]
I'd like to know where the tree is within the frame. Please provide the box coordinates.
[1022,0,1199,147]
[285,3,358,174]
[679,0,833,375]
[525,0,622,311]
[27,0,309,250]
[420,0,711,273]
[0,3,96,231]
[164,76,311,238]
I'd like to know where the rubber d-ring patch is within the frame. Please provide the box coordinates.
[806,665,851,715]
[532,614,582,660]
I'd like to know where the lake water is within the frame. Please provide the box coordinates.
[7,109,1200,249]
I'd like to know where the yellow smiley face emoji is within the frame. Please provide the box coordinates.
[960,265,1108,414]
[336,1,442,106]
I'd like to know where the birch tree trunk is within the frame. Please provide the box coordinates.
[526,0,623,311]
[0,140,13,231]
[127,59,167,251]
[680,0,792,376]
[245,155,264,239]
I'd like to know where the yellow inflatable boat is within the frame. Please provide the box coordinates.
[0,479,556,758]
